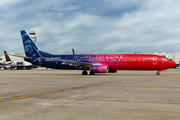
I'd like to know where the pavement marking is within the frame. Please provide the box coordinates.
[0,81,115,103]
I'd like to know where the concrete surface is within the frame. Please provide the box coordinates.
[0,70,180,120]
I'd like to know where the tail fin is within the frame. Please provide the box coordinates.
[21,30,40,57]
[31,45,41,63]
[72,48,75,55]
[4,51,12,62]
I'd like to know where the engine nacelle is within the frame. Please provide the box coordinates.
[90,65,109,73]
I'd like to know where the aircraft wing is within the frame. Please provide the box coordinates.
[8,54,32,59]
[0,61,13,66]
[4,61,14,64]
[31,45,95,68]
[42,57,93,68]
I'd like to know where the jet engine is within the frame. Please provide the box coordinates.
[90,65,109,73]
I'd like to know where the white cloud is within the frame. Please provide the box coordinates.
[0,0,180,54]
[0,0,24,7]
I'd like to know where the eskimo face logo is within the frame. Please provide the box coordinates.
[22,33,35,57]
[24,39,33,54]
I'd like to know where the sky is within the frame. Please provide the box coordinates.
[1,0,180,55]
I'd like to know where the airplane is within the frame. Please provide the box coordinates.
[11,30,176,75]
[4,51,33,70]
[0,57,13,69]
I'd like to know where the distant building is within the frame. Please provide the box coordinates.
[29,31,36,44]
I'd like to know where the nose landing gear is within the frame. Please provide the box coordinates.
[156,71,160,76]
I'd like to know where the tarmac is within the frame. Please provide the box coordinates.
[0,69,180,120]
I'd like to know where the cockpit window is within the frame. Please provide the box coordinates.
[162,58,168,61]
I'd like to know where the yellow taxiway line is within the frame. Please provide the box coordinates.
[0,81,115,103]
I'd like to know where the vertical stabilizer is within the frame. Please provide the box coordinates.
[72,48,75,55]
[21,30,40,57]
[4,51,12,62]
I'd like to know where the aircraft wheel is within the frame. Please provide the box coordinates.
[156,72,160,76]
[82,70,87,75]
[90,71,95,75]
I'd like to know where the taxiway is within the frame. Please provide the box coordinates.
[0,70,180,120]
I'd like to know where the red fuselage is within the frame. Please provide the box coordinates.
[84,54,176,71]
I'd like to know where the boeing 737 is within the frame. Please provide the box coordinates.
[12,30,176,75]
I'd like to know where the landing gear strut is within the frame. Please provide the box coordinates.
[90,71,95,75]
[82,70,87,75]
[156,72,160,76]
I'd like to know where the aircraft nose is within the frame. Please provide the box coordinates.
[169,61,176,68]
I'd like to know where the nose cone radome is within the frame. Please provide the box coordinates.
[169,61,177,68]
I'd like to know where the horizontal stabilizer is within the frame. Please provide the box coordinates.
[8,54,32,59]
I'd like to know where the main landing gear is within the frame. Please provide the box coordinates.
[156,71,160,76]
[90,71,94,75]
[82,70,88,75]
[82,70,95,75]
